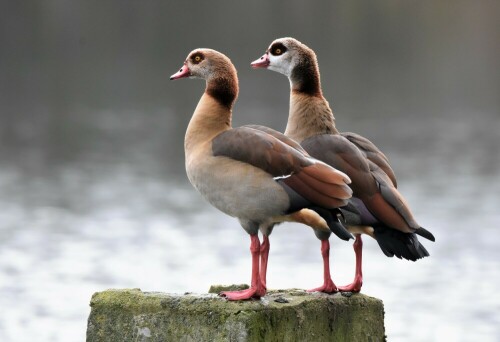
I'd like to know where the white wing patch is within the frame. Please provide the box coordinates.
[273,174,292,180]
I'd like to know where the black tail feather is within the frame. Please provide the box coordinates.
[310,207,353,241]
[373,225,430,261]
[415,227,435,242]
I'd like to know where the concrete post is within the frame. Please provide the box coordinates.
[87,286,385,341]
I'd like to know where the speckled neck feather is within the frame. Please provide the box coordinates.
[285,93,339,142]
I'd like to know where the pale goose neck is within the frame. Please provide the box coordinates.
[285,92,339,143]
[285,54,339,142]
[184,72,237,156]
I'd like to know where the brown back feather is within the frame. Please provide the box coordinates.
[212,127,351,208]
[342,132,398,187]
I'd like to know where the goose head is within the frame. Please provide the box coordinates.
[252,38,321,95]
[171,48,238,108]
[251,38,317,76]
[170,48,236,81]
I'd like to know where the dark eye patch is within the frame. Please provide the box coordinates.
[191,52,204,64]
[270,42,287,56]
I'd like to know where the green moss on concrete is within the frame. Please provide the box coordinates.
[87,287,385,342]
[209,284,249,294]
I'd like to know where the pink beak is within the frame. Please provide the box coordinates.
[251,53,270,69]
[170,64,191,80]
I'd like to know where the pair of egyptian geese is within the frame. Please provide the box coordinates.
[170,37,435,300]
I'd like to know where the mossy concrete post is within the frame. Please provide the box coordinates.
[86,285,385,342]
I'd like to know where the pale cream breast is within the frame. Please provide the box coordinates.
[187,154,291,221]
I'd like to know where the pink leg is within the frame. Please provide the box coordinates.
[308,239,338,293]
[338,234,363,292]
[260,235,270,288]
[220,235,266,300]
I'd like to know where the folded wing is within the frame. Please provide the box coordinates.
[212,127,352,209]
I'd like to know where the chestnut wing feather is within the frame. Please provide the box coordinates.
[212,127,351,209]
[370,162,420,229]
[302,133,420,230]
[341,132,397,187]
[301,134,377,195]
[212,127,312,178]
[243,125,309,155]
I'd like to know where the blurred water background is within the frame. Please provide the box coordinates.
[1,1,499,341]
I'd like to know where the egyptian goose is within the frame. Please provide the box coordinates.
[170,48,353,299]
[251,38,435,292]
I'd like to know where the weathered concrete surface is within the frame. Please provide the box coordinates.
[87,286,385,342]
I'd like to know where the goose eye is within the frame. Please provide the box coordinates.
[270,43,287,56]
[192,54,203,64]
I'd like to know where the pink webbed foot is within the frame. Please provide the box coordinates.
[308,239,338,293]
[337,276,363,293]
[220,234,267,301]
[307,279,338,294]
[220,285,266,301]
